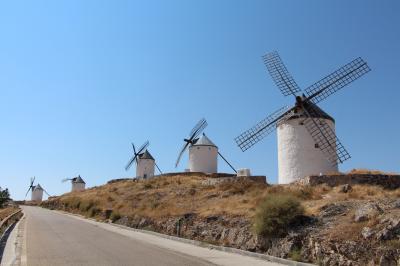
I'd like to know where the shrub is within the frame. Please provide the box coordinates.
[88,206,101,217]
[110,211,121,222]
[0,188,10,208]
[288,247,302,262]
[253,194,304,237]
[143,183,153,189]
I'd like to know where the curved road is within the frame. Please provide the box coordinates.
[11,206,283,266]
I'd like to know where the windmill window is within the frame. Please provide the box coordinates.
[299,122,304,125]
[197,147,200,150]
[314,143,320,148]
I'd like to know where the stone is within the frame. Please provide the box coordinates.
[341,184,352,193]
[362,227,375,239]
[320,203,348,218]
[391,199,400,209]
[379,254,397,266]
[354,203,383,222]
[376,229,391,241]
[376,218,400,240]
[220,228,229,240]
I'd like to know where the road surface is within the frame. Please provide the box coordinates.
[10,206,284,266]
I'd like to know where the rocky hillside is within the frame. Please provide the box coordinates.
[41,172,400,265]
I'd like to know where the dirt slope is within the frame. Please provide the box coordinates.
[41,173,400,265]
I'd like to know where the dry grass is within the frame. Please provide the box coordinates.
[0,207,19,220]
[347,168,399,175]
[43,173,400,223]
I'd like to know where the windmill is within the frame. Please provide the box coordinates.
[235,51,371,184]
[175,118,237,173]
[25,177,51,202]
[62,175,86,192]
[125,141,162,179]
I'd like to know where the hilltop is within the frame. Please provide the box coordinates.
[41,171,400,265]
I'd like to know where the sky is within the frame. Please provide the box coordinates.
[0,0,399,200]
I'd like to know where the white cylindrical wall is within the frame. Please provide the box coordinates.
[189,145,218,173]
[136,159,155,179]
[72,183,85,192]
[31,189,43,202]
[277,118,338,184]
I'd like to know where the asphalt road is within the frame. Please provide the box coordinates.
[18,206,283,266]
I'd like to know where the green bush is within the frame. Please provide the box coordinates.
[253,194,304,237]
[0,188,10,208]
[288,247,303,261]
[110,211,121,222]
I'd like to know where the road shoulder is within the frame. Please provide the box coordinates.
[1,215,26,266]
[49,208,312,266]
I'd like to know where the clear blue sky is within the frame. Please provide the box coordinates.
[0,0,399,200]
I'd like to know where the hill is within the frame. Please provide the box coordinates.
[41,172,400,265]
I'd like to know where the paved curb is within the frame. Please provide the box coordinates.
[52,209,315,266]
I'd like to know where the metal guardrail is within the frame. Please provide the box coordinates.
[0,209,22,237]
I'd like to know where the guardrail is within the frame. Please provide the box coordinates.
[0,209,23,238]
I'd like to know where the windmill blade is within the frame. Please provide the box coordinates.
[24,187,32,198]
[125,154,138,171]
[132,143,138,164]
[30,177,35,186]
[155,162,163,174]
[189,119,208,141]
[235,105,295,152]
[175,142,190,168]
[302,105,351,165]
[62,178,72,183]
[262,51,302,97]
[189,118,207,139]
[305,57,371,104]
[132,143,137,154]
[218,152,237,173]
[136,141,150,155]
[43,189,51,197]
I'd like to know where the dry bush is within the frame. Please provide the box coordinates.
[110,211,121,222]
[253,193,304,237]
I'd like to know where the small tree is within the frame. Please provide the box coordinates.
[0,187,11,208]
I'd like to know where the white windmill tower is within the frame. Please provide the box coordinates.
[235,51,371,184]
[125,141,162,179]
[25,177,51,202]
[175,119,236,174]
[62,175,86,192]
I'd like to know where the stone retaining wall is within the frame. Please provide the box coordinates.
[202,176,267,186]
[296,174,400,189]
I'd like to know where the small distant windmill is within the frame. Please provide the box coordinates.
[62,175,86,192]
[235,51,371,184]
[175,118,237,173]
[25,177,51,202]
[125,141,162,179]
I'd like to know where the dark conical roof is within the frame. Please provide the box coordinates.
[139,149,154,160]
[283,100,334,123]
[73,175,85,184]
